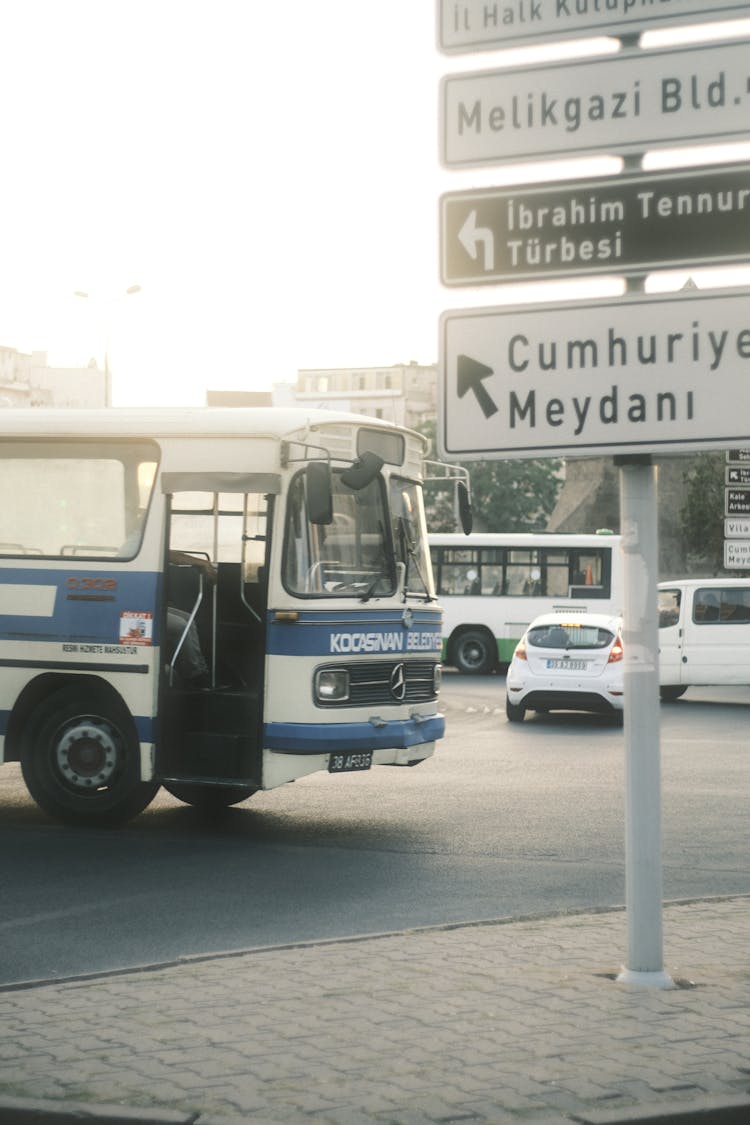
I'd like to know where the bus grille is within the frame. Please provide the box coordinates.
[319,660,438,706]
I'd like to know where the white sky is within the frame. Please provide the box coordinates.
[1,2,749,407]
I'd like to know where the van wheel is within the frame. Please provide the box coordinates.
[453,629,495,675]
[20,686,158,826]
[660,686,687,702]
[162,782,257,809]
[506,698,525,723]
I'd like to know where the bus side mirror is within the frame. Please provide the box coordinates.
[341,451,384,491]
[458,481,473,536]
[306,461,333,525]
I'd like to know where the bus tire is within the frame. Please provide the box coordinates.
[453,629,496,675]
[506,698,525,723]
[162,782,257,809]
[20,685,158,827]
[660,686,687,702]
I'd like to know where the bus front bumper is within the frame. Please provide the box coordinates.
[263,713,445,755]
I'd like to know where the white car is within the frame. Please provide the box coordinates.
[506,612,624,723]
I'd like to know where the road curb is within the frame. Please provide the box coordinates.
[577,1092,750,1123]
[2,1092,750,1125]
[0,1096,191,1124]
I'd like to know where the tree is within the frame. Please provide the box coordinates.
[680,452,726,573]
[418,421,562,532]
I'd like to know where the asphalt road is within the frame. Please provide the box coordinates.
[1,674,748,987]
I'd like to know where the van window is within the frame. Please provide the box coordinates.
[694,587,750,625]
[658,588,681,628]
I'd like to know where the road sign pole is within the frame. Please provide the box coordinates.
[616,455,674,989]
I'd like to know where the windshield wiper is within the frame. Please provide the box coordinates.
[360,520,396,602]
[397,517,434,602]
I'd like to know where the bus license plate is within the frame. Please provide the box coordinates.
[329,751,373,773]
[546,659,586,670]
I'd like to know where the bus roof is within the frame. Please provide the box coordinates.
[0,406,410,441]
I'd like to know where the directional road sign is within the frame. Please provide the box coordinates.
[441,40,750,168]
[438,1,750,54]
[725,518,750,537]
[441,163,750,285]
[439,287,750,462]
[725,488,750,515]
[725,540,750,567]
[727,449,750,463]
[727,466,750,485]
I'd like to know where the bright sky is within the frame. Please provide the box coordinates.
[1,3,749,407]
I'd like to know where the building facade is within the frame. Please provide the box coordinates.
[295,362,437,431]
[0,346,106,409]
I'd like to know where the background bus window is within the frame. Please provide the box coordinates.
[544,550,572,597]
[505,550,540,596]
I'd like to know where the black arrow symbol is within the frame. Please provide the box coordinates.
[457,354,498,419]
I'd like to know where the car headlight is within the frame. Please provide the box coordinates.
[433,663,442,694]
[315,668,350,703]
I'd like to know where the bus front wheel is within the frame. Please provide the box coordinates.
[162,782,257,809]
[20,686,158,827]
[453,629,496,675]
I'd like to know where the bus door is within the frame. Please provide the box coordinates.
[156,478,273,795]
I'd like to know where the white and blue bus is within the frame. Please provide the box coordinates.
[429,531,623,674]
[0,407,444,825]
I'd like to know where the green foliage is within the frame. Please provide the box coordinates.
[418,421,562,533]
[680,453,725,572]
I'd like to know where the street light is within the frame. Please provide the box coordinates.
[74,285,142,407]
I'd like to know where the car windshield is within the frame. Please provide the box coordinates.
[528,623,615,650]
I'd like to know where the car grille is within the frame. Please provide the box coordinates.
[319,660,438,706]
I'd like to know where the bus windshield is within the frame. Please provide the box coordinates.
[283,468,397,598]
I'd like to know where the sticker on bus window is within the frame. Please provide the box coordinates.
[120,612,154,645]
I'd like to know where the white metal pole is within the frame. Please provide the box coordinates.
[616,455,674,988]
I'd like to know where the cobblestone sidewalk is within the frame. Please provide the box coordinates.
[1,898,749,1124]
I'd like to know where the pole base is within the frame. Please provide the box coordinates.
[616,966,676,989]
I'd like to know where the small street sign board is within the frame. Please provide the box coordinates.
[725,518,750,538]
[725,488,750,515]
[441,40,750,168]
[438,1,750,54]
[727,466,750,485]
[724,540,750,568]
[727,449,750,463]
[441,163,750,286]
[438,287,750,462]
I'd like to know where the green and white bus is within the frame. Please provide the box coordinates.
[429,531,623,674]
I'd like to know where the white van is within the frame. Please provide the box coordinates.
[658,578,750,700]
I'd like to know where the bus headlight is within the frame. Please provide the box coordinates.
[315,668,350,703]
[433,663,442,694]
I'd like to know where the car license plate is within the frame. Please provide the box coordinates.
[546,658,587,670]
[328,750,373,773]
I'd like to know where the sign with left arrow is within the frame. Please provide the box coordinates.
[441,163,750,285]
